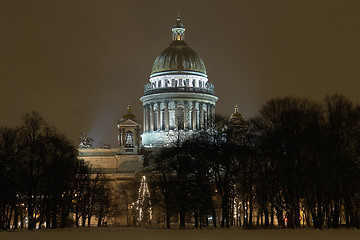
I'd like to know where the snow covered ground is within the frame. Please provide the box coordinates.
[1,228,360,240]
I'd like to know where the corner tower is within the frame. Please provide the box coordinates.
[140,17,218,147]
[117,105,141,154]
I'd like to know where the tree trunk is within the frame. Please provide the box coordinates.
[249,197,253,228]
[332,198,340,228]
[295,203,300,228]
[87,215,91,227]
[212,207,217,228]
[28,203,34,230]
[276,208,285,228]
[13,206,18,229]
[51,203,58,229]
[82,216,86,227]
[166,206,170,229]
[264,205,270,227]
[179,211,185,229]
[75,211,79,227]
[194,211,198,228]
[270,205,274,226]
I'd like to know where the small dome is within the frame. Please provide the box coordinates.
[229,105,245,125]
[121,105,136,121]
[173,17,184,28]
[151,41,206,74]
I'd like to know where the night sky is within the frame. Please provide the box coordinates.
[1,0,360,147]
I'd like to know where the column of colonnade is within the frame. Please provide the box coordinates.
[157,102,161,130]
[192,101,196,130]
[150,103,154,132]
[165,101,169,130]
[143,106,146,132]
[143,101,215,133]
[184,101,188,129]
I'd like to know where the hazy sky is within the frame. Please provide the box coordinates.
[1,0,360,147]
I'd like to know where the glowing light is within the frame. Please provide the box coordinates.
[136,175,152,222]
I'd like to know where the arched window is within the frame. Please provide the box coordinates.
[176,106,184,130]
[125,131,134,147]
[169,110,175,130]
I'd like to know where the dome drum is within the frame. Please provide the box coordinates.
[145,71,214,96]
[144,82,214,95]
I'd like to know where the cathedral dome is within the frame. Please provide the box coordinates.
[151,42,206,75]
[151,17,206,75]
[141,16,218,148]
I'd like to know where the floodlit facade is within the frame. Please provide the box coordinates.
[77,106,143,225]
[78,106,143,177]
[140,17,218,147]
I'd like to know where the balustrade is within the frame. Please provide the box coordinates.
[144,82,215,95]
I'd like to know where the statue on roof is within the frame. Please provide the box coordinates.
[79,132,93,149]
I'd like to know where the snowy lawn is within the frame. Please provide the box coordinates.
[1,228,360,240]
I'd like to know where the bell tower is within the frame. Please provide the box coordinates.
[117,105,141,154]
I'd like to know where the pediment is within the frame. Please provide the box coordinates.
[118,119,140,127]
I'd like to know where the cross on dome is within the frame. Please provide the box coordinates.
[234,105,239,113]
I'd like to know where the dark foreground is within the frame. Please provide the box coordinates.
[1,228,360,240]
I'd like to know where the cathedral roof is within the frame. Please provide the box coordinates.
[151,17,206,75]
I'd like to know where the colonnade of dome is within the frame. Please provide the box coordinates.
[142,98,215,132]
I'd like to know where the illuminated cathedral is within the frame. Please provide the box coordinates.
[79,16,218,172]
[78,16,221,225]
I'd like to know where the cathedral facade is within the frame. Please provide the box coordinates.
[78,105,143,180]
